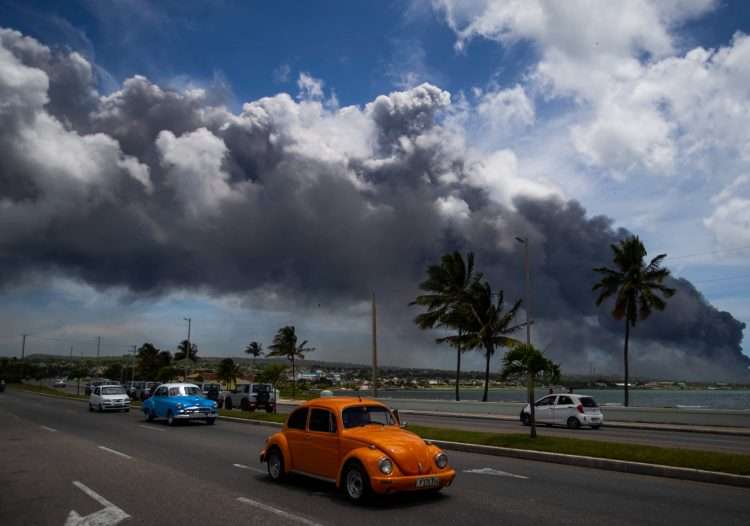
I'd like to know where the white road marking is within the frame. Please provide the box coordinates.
[138,424,164,432]
[65,480,129,526]
[233,463,266,474]
[41,425,57,432]
[463,467,529,479]
[97,446,132,460]
[237,497,324,526]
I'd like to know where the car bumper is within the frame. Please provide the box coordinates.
[580,415,604,426]
[369,469,457,494]
[101,403,130,410]
[174,410,217,419]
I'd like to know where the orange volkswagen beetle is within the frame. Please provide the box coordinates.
[259,397,456,502]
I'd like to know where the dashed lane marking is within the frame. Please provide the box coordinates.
[237,497,324,526]
[65,481,129,526]
[41,425,57,432]
[463,467,529,479]
[233,463,266,474]
[97,446,132,460]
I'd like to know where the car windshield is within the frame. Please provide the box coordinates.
[342,405,396,428]
[580,397,599,408]
[101,387,126,395]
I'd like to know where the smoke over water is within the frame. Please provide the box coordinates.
[0,28,747,380]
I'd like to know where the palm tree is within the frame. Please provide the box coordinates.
[244,341,264,368]
[175,339,199,380]
[501,343,560,438]
[411,251,481,401]
[266,326,314,399]
[462,281,523,402]
[593,235,675,406]
[216,358,241,389]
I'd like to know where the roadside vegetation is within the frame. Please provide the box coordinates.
[593,235,675,406]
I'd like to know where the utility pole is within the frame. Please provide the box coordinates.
[515,236,532,346]
[21,334,27,360]
[97,336,101,359]
[131,345,137,385]
[184,317,192,380]
[371,291,378,398]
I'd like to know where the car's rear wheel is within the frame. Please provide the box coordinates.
[520,412,530,426]
[266,448,286,482]
[342,461,370,503]
[205,418,215,425]
[167,410,176,426]
[146,409,155,422]
[591,424,601,430]
[266,406,274,414]
[240,398,250,411]
[225,398,233,410]
[567,416,581,429]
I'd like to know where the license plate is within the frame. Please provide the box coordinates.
[416,477,439,489]
[591,418,600,422]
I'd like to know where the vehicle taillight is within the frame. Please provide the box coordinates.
[577,404,584,414]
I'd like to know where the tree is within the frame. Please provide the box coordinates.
[592,235,675,406]
[501,344,560,438]
[461,281,523,402]
[156,366,178,383]
[255,363,288,389]
[411,251,481,401]
[267,326,314,399]
[136,343,161,379]
[175,340,199,380]
[244,341,264,368]
[216,358,241,389]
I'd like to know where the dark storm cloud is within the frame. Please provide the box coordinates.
[0,28,747,380]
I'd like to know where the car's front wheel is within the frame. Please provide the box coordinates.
[225,398,233,410]
[205,418,215,425]
[98,403,103,412]
[266,448,286,482]
[342,461,370,503]
[591,424,601,430]
[520,412,530,426]
[88,403,94,412]
[240,398,250,411]
[167,410,176,426]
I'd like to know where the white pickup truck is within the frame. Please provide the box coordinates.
[223,383,276,412]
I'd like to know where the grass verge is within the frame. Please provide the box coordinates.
[11,383,88,400]
[408,424,750,476]
[218,408,286,423]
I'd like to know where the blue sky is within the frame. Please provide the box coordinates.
[1,1,749,374]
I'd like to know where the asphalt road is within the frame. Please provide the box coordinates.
[1,389,748,526]
[274,403,750,454]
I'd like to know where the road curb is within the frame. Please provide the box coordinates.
[219,415,283,427]
[430,439,750,488]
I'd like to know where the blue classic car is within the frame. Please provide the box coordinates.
[142,383,218,426]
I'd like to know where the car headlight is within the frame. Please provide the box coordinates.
[378,457,393,475]
[176,403,183,409]
[434,452,448,469]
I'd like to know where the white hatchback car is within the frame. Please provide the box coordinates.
[521,393,604,429]
[89,384,130,412]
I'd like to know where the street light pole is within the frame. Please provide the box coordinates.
[371,291,378,398]
[515,236,532,346]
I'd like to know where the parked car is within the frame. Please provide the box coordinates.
[53,378,66,388]
[200,383,225,407]
[136,381,158,401]
[142,383,218,426]
[89,384,130,412]
[224,383,275,412]
[521,393,604,429]
[260,397,456,502]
